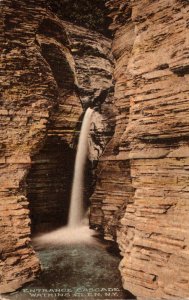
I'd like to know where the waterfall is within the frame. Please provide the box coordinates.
[34,108,95,245]
[68,107,93,228]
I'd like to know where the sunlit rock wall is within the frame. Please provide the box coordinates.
[90,0,135,239]
[91,0,189,298]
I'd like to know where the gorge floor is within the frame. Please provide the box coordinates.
[4,229,135,300]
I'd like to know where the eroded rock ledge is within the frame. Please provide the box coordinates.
[90,0,189,298]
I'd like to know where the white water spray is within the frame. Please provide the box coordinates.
[33,108,95,246]
[68,107,93,227]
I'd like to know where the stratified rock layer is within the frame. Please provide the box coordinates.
[1,0,113,293]
[1,0,50,292]
[90,0,135,240]
[90,0,189,298]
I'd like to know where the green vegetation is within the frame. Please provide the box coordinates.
[46,0,111,37]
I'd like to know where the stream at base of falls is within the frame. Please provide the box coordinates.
[5,226,135,300]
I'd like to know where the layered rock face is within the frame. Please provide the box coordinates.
[90,0,189,298]
[1,0,52,292]
[1,0,113,293]
[90,0,135,239]
[2,0,189,297]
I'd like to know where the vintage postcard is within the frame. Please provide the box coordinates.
[1,0,189,299]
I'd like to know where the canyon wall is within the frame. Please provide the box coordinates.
[90,0,189,298]
[2,0,189,297]
[1,0,113,293]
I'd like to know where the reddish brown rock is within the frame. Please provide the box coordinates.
[90,0,189,298]
[2,0,189,297]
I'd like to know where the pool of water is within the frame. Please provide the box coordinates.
[4,228,135,300]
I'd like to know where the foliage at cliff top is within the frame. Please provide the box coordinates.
[46,0,111,37]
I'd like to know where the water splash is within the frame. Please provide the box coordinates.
[33,108,95,246]
[33,222,95,246]
[68,107,93,227]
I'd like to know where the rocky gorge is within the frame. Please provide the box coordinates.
[1,0,189,299]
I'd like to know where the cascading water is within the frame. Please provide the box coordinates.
[34,107,94,245]
[68,107,93,227]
